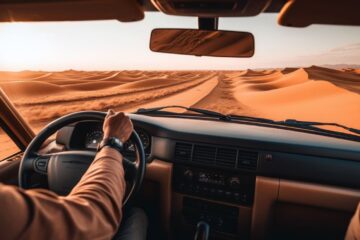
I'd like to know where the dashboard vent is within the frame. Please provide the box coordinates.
[216,148,237,167]
[174,141,258,171]
[193,145,216,164]
[237,150,258,170]
[174,142,193,162]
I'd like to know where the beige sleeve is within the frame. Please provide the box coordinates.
[346,203,360,240]
[0,147,125,240]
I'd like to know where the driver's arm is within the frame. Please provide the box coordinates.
[346,203,360,240]
[0,110,132,240]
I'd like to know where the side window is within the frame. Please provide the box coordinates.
[0,127,20,161]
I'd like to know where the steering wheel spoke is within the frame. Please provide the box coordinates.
[33,154,51,174]
[123,157,136,170]
[20,153,50,174]
[123,157,137,178]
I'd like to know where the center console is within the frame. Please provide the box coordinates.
[182,197,239,234]
[173,165,255,205]
[172,165,255,238]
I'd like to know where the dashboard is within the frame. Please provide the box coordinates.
[54,113,360,238]
[55,114,360,239]
[56,114,360,189]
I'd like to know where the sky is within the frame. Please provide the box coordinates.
[0,12,359,71]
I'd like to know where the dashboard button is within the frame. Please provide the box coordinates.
[241,193,248,203]
[232,192,239,199]
[35,158,48,173]
[229,177,241,188]
[183,169,194,181]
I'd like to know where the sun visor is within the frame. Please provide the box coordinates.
[0,0,144,22]
[278,0,360,27]
[150,0,272,17]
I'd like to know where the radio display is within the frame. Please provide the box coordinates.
[198,172,226,186]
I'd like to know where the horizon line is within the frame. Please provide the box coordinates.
[1,63,360,72]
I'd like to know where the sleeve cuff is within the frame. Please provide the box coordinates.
[94,147,123,163]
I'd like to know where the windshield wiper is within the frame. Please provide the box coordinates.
[230,115,360,137]
[228,114,277,124]
[135,105,232,121]
[277,119,360,136]
[135,106,360,140]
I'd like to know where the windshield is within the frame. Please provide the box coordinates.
[0,13,360,135]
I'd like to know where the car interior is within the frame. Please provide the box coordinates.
[0,0,360,240]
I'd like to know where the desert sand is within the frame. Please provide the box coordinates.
[1,66,360,159]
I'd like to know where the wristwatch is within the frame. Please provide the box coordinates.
[97,137,124,153]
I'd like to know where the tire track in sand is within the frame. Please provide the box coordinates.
[191,72,256,116]
[24,74,218,127]
[123,77,218,113]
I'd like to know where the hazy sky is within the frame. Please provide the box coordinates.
[0,12,359,71]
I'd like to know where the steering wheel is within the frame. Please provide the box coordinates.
[18,111,146,206]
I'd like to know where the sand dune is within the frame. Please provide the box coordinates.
[0,71,47,82]
[11,73,215,107]
[282,67,299,74]
[342,68,360,75]
[64,81,127,91]
[239,69,308,91]
[234,67,360,129]
[304,66,360,94]
[0,81,66,98]
[240,70,284,83]
[0,66,359,136]
[0,70,217,125]
[241,69,272,77]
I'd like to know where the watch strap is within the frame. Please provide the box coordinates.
[97,137,124,153]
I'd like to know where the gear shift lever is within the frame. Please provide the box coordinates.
[194,221,210,240]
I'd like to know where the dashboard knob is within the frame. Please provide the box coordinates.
[229,177,241,188]
[184,169,194,181]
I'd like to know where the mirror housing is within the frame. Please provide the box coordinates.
[150,0,271,17]
[150,28,255,58]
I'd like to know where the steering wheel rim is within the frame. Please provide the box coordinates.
[19,111,146,206]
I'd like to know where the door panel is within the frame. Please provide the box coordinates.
[0,153,22,185]
[0,127,22,184]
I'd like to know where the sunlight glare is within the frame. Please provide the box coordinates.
[0,23,55,71]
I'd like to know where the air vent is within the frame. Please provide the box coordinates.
[193,145,216,164]
[237,150,258,170]
[175,141,258,170]
[216,148,237,167]
[174,142,193,162]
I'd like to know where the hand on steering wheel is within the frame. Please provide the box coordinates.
[18,111,146,207]
[103,110,133,142]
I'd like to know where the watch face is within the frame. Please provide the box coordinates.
[97,137,123,152]
[113,138,121,145]
[109,137,123,150]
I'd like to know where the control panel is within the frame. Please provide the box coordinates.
[182,197,239,234]
[173,165,255,205]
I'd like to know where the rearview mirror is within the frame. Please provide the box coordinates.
[150,28,255,58]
